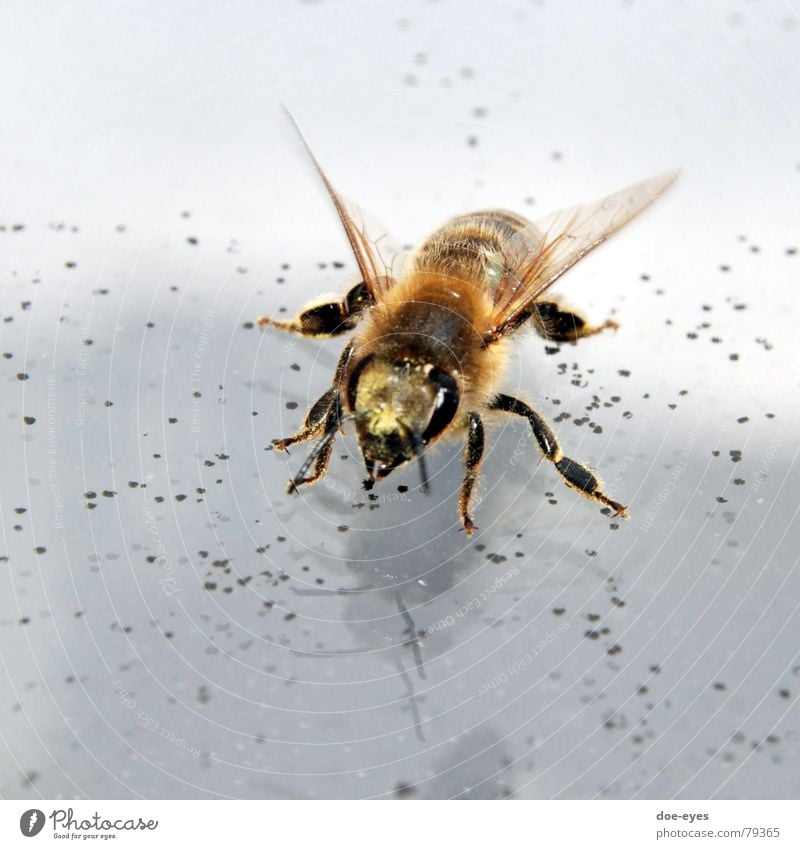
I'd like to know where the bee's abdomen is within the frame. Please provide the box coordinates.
[412,210,530,288]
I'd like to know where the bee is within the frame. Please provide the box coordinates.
[260,117,677,534]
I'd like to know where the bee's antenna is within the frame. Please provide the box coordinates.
[409,432,431,496]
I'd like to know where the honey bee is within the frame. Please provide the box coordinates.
[261,117,677,534]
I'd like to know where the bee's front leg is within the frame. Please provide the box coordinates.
[271,342,354,452]
[271,387,338,452]
[458,412,485,536]
[258,282,372,337]
[285,398,342,494]
[272,343,354,492]
[488,393,629,518]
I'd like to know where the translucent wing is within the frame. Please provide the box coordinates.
[285,108,402,302]
[490,171,679,335]
[339,192,409,283]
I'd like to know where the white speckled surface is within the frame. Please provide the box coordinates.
[1,0,798,799]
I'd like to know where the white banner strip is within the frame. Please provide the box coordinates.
[1,800,797,848]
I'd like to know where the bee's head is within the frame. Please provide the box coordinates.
[346,354,460,491]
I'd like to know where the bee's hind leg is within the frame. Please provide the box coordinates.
[258,282,373,337]
[458,412,485,536]
[488,393,629,518]
[531,298,618,343]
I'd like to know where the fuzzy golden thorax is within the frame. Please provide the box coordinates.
[348,272,507,402]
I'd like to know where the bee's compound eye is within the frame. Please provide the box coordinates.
[421,368,459,444]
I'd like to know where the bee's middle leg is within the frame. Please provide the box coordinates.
[488,393,629,518]
[458,412,485,536]
[531,298,618,343]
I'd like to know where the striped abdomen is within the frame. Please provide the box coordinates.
[410,209,532,297]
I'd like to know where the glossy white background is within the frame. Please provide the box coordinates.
[1,0,798,799]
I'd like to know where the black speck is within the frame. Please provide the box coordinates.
[395,782,416,798]
[16,373,29,381]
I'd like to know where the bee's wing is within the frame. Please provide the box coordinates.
[490,171,679,335]
[339,192,409,285]
[285,108,400,303]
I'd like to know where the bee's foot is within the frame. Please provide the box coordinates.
[460,518,478,536]
[610,501,629,520]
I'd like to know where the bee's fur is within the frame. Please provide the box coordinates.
[260,119,676,533]
[350,272,509,419]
